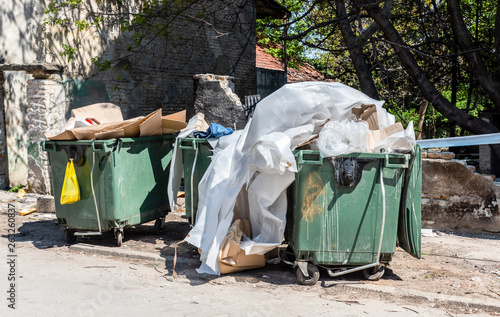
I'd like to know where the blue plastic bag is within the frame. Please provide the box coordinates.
[193,123,233,139]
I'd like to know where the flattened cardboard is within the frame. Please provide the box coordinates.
[164,110,186,122]
[48,107,177,140]
[218,219,266,274]
[140,109,163,137]
[368,122,404,152]
[352,104,379,130]
[70,103,123,124]
[162,110,187,134]
[73,118,143,140]
[46,129,77,141]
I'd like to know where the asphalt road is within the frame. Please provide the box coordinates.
[0,191,498,316]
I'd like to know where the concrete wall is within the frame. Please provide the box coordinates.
[257,68,286,99]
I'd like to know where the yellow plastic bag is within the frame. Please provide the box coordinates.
[60,159,81,205]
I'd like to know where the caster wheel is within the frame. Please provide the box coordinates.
[154,218,165,234]
[363,265,385,281]
[64,229,77,244]
[296,263,320,285]
[115,230,123,247]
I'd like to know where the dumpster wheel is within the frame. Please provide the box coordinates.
[296,263,320,285]
[154,217,165,235]
[115,229,124,247]
[64,229,77,244]
[362,264,386,281]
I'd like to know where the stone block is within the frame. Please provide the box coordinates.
[426,151,455,160]
[37,196,56,213]
[422,159,500,233]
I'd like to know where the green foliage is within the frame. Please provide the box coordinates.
[257,0,499,138]
[8,184,25,193]
[60,44,78,62]
[91,56,112,71]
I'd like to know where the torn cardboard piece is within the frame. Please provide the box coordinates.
[71,103,123,124]
[181,113,209,133]
[368,122,404,152]
[162,110,188,134]
[352,104,379,130]
[218,219,266,274]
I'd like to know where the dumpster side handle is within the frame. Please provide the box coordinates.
[190,145,199,225]
[297,151,322,165]
[42,141,57,152]
[179,138,197,150]
[75,145,103,237]
[92,142,112,153]
[384,154,409,169]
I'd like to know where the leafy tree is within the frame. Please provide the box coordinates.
[257,0,500,149]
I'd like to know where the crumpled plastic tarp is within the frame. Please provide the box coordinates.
[184,81,408,275]
[317,120,370,157]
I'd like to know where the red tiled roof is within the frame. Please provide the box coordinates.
[256,45,285,71]
[256,45,334,83]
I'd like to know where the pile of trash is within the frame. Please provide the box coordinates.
[46,103,187,140]
[171,82,416,275]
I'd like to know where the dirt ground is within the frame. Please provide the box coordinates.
[2,192,500,315]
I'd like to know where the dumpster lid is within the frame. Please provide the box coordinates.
[397,146,422,259]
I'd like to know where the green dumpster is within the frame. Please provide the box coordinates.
[284,146,422,285]
[42,135,175,246]
[178,138,212,224]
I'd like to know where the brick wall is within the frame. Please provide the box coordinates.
[42,0,257,119]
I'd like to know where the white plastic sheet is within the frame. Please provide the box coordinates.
[185,82,401,275]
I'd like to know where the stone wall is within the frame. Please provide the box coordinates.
[421,151,500,233]
[26,74,66,194]
[0,73,7,188]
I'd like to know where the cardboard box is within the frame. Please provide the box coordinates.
[368,122,404,152]
[71,103,123,124]
[352,104,379,130]
[218,219,266,274]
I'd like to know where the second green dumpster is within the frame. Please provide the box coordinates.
[178,138,212,224]
[284,146,422,285]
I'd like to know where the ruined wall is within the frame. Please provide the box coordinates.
[421,151,500,233]
[26,74,66,194]
[192,74,245,128]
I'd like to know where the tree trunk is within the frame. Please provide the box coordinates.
[336,0,380,99]
[447,0,500,109]
[416,100,428,140]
